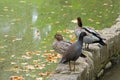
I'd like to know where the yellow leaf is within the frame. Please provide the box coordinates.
[96,22,100,24]
[71,19,77,23]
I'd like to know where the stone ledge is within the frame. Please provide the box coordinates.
[50,16,120,80]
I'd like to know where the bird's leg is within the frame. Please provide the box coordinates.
[69,61,71,71]
[73,61,76,71]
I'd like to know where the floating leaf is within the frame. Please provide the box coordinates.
[12,38,22,42]
[4,35,8,37]
[25,65,35,70]
[70,38,76,43]
[36,77,43,80]
[15,18,22,21]
[35,64,45,70]
[71,19,77,23]
[10,76,24,80]
[49,49,54,52]
[3,8,8,11]
[22,55,31,59]
[0,58,5,62]
[19,0,26,3]
[96,22,100,24]
[103,3,108,6]
[46,72,54,76]
[11,62,16,65]
[88,18,94,22]
[39,72,46,77]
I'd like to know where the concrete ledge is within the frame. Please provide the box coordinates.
[50,16,120,80]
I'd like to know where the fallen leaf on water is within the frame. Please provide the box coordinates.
[51,11,55,14]
[57,30,62,33]
[4,35,8,37]
[15,18,22,22]
[39,72,54,77]
[88,18,94,22]
[0,58,5,62]
[26,51,40,56]
[44,53,60,63]
[43,46,47,48]
[3,8,8,11]
[46,72,54,76]
[53,54,61,58]
[25,65,35,70]
[5,66,21,72]
[21,62,28,65]
[55,21,60,24]
[14,65,19,69]
[26,51,33,56]
[81,12,87,15]
[36,77,43,80]
[34,64,45,70]
[70,39,76,43]
[11,9,14,12]
[41,41,46,44]
[11,62,16,65]
[49,49,54,52]
[71,19,77,23]
[19,0,26,3]
[63,13,66,16]
[10,76,23,80]
[0,45,7,48]
[12,38,22,42]
[103,3,108,6]
[22,55,31,59]
[39,72,46,77]
[96,22,100,24]
[11,55,15,58]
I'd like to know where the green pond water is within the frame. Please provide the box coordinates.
[0,0,120,80]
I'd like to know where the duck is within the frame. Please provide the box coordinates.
[60,32,87,71]
[52,33,72,56]
[74,17,106,49]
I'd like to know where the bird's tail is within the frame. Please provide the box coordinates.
[99,40,107,46]
[80,53,86,58]
[59,58,67,64]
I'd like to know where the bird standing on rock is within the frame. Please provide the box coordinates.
[52,33,72,56]
[60,32,87,71]
[74,17,106,49]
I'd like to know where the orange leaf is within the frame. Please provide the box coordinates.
[39,72,46,77]
[10,76,23,80]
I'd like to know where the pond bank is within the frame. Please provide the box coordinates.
[49,16,120,80]
[98,56,120,80]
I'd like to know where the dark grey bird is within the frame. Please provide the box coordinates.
[60,32,87,71]
[52,33,72,56]
[74,17,106,49]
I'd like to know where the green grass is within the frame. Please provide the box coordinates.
[0,0,120,80]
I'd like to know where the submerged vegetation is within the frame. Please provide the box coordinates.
[0,0,120,80]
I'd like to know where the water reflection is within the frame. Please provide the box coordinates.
[33,27,41,41]
[0,25,11,33]
[42,25,51,36]
[32,7,38,24]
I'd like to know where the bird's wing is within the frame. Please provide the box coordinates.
[62,40,72,45]
[52,41,71,55]
[83,27,103,39]
[83,27,100,36]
